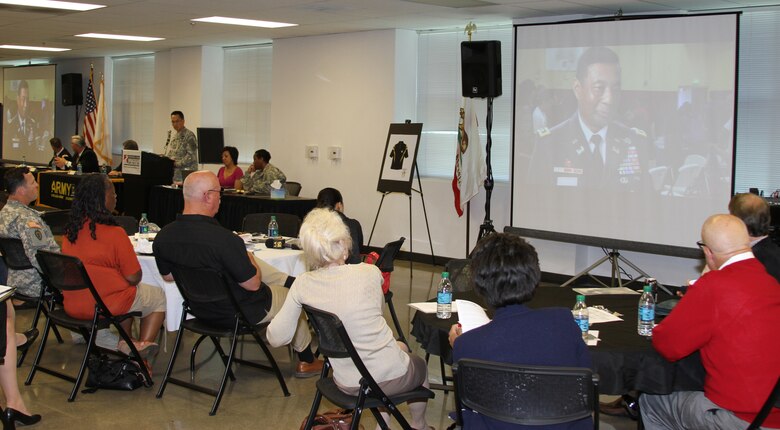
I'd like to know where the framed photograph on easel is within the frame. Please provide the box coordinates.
[376,122,423,195]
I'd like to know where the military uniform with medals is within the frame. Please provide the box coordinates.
[0,200,59,297]
[529,114,647,191]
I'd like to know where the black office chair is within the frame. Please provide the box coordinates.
[0,237,64,367]
[26,250,152,401]
[445,258,473,292]
[747,375,780,430]
[155,265,290,416]
[242,213,302,237]
[301,305,434,430]
[374,238,408,346]
[114,216,139,235]
[454,358,599,429]
[39,210,70,236]
[284,181,302,196]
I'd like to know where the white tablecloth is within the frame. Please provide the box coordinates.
[137,245,306,331]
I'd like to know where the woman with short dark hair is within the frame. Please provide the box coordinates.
[448,233,592,429]
[217,146,243,188]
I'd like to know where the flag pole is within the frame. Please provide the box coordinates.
[464,22,475,257]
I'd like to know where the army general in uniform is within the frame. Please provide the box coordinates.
[0,167,59,298]
[529,47,647,192]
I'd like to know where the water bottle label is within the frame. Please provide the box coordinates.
[576,317,589,332]
[437,292,452,305]
[639,306,655,321]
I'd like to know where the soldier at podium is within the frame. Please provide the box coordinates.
[164,110,198,182]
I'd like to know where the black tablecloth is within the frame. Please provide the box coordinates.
[410,287,705,395]
[36,171,124,212]
[147,186,317,231]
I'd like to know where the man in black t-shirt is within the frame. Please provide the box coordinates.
[153,171,322,377]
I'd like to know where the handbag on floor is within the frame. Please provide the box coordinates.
[300,408,364,430]
[83,354,147,392]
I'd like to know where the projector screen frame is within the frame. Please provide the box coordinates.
[510,12,740,255]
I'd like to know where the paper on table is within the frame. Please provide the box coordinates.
[408,302,459,314]
[455,299,491,332]
[585,330,600,346]
[587,306,623,324]
[573,287,640,296]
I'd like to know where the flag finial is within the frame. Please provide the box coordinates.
[465,22,477,41]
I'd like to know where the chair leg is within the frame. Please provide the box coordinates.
[368,408,389,430]
[209,336,236,382]
[190,335,208,379]
[385,296,408,346]
[209,330,240,415]
[439,356,448,388]
[302,390,324,430]
[114,321,152,385]
[156,317,187,398]
[68,326,97,402]
[25,316,53,385]
[250,332,290,397]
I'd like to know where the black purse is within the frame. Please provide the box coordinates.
[83,354,148,392]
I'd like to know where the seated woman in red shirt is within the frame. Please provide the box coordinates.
[62,174,165,363]
[217,146,243,188]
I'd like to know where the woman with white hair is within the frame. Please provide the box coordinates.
[267,208,431,430]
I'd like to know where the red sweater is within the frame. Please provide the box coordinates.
[653,257,780,428]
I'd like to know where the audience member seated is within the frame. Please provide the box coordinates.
[640,214,780,429]
[153,171,321,377]
[236,149,285,194]
[316,187,363,264]
[267,208,431,429]
[0,167,59,301]
[61,174,166,368]
[728,192,780,282]
[217,146,244,188]
[109,139,139,176]
[448,233,593,430]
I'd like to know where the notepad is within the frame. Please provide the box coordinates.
[0,285,16,303]
[455,299,491,333]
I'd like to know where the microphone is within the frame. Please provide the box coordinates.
[164,130,171,151]
[265,238,285,249]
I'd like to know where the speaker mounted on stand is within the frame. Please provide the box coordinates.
[460,40,502,241]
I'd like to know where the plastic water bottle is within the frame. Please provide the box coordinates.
[638,284,655,337]
[139,213,149,235]
[573,294,589,340]
[267,216,279,238]
[76,162,82,174]
[436,272,453,319]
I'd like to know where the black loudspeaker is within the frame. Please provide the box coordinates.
[461,41,502,98]
[62,73,83,106]
[197,128,225,164]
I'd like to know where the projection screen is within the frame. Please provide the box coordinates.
[3,65,56,165]
[511,14,738,251]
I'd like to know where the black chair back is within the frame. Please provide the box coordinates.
[0,237,34,270]
[375,237,405,273]
[35,251,109,307]
[40,210,69,236]
[445,258,473,292]
[747,375,780,429]
[114,216,139,236]
[284,181,302,196]
[455,359,598,427]
[242,213,302,237]
[302,305,355,361]
[168,265,240,317]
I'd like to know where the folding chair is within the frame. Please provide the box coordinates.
[155,265,290,415]
[746,375,780,430]
[454,358,599,429]
[114,216,139,236]
[242,213,302,237]
[284,181,302,196]
[26,250,152,402]
[302,304,434,430]
[0,237,64,367]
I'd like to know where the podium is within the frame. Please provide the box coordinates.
[123,152,174,219]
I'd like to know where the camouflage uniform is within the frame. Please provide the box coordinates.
[164,126,198,182]
[0,200,59,297]
[240,163,287,194]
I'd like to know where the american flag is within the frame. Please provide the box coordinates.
[82,73,97,148]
